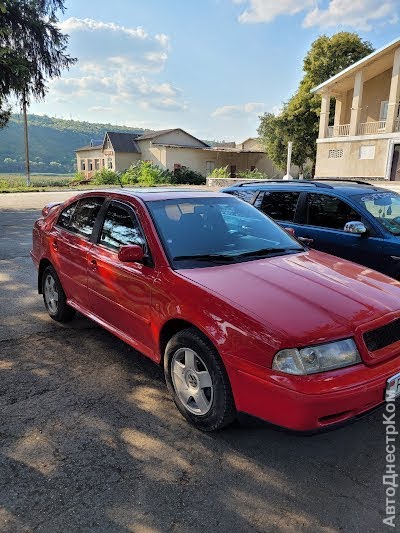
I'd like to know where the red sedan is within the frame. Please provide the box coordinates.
[31,189,400,431]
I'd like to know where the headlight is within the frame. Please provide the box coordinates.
[272,338,361,375]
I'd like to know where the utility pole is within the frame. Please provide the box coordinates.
[283,140,293,180]
[22,92,31,187]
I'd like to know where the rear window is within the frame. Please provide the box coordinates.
[257,191,301,222]
[225,189,256,203]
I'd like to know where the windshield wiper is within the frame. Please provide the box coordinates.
[172,253,236,262]
[236,247,302,258]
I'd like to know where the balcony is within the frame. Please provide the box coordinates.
[326,124,350,137]
[358,121,386,135]
[327,118,400,138]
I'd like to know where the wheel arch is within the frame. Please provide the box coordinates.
[158,318,217,365]
[38,258,53,294]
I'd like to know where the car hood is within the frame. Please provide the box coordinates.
[178,250,400,346]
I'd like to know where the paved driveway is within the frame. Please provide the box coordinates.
[0,191,394,532]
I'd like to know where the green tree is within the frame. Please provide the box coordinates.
[0,0,76,126]
[258,32,374,175]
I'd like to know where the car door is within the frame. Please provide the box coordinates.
[87,199,156,354]
[253,189,303,233]
[50,197,105,309]
[294,192,384,270]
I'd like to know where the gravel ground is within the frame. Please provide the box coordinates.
[0,190,396,532]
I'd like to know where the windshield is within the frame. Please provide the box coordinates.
[353,192,400,235]
[146,196,304,268]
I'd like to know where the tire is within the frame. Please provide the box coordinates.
[42,265,75,322]
[164,327,236,431]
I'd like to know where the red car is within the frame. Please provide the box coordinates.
[31,189,400,432]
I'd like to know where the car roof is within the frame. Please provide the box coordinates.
[224,179,391,196]
[74,187,230,202]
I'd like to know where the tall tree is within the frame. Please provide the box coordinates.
[258,32,374,176]
[0,0,76,125]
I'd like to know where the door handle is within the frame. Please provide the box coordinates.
[298,236,314,245]
[89,258,97,271]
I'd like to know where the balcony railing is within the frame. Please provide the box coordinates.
[358,121,387,135]
[326,124,350,137]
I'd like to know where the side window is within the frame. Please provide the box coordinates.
[57,201,78,229]
[306,193,361,230]
[69,197,104,238]
[259,191,300,222]
[100,203,145,251]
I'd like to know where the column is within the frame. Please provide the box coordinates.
[386,47,400,133]
[333,96,343,135]
[318,92,331,139]
[349,70,364,136]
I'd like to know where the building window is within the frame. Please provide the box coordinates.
[380,101,389,121]
[102,159,105,167]
[359,145,375,160]
[81,160,86,171]
[95,159,100,170]
[107,157,113,169]
[230,165,237,178]
[328,149,343,159]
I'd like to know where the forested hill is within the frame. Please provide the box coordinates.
[0,114,145,174]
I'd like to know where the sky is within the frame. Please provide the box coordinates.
[27,0,400,141]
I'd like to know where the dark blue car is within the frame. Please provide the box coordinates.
[222,179,400,279]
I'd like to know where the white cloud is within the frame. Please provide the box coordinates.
[140,98,188,112]
[211,102,265,118]
[236,0,313,23]
[49,17,187,114]
[235,0,398,29]
[303,0,397,31]
[60,17,149,39]
[60,17,169,73]
[88,106,112,112]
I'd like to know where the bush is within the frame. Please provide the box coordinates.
[71,171,85,182]
[237,169,269,180]
[170,167,205,185]
[92,168,120,185]
[208,166,230,179]
[121,161,172,186]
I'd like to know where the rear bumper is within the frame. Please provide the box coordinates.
[228,356,400,431]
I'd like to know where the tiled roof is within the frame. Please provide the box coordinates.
[106,132,141,153]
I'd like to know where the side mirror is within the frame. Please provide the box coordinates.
[344,221,367,235]
[118,244,145,263]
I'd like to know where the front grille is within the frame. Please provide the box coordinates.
[364,318,400,352]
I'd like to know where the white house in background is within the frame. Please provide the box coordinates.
[313,37,400,181]
[75,128,283,179]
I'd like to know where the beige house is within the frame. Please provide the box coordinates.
[75,128,280,179]
[313,37,400,181]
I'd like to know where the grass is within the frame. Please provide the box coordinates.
[0,173,75,192]
[0,173,211,193]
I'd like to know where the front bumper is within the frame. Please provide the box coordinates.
[227,355,400,431]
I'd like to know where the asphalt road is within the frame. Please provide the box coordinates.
[0,191,396,532]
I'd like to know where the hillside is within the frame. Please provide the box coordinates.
[0,114,145,174]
